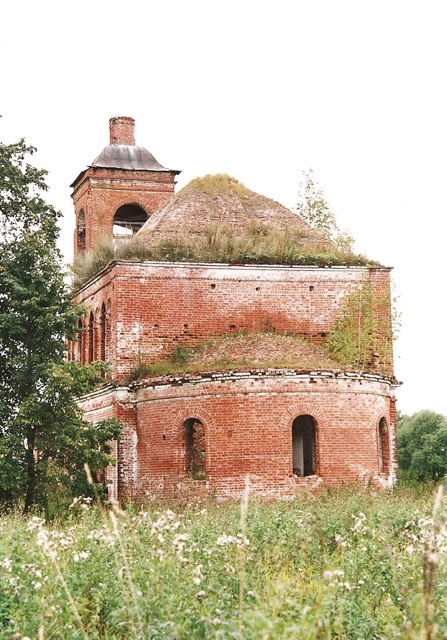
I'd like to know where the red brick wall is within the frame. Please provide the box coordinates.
[78,371,398,501]
[71,169,177,254]
[74,262,394,380]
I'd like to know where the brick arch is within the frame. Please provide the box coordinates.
[173,407,216,432]
[174,408,217,476]
[281,403,325,478]
[113,202,149,236]
[280,403,326,431]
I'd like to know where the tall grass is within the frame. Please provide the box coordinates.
[1,485,447,638]
[71,225,375,290]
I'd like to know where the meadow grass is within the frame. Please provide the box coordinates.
[1,484,446,639]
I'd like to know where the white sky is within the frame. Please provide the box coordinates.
[1,0,446,417]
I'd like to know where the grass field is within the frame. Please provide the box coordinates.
[1,484,446,639]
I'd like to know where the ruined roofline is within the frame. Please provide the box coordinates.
[77,369,401,403]
[128,367,401,390]
[73,259,392,294]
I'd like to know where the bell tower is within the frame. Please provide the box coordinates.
[71,117,180,256]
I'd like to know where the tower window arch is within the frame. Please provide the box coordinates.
[77,209,86,252]
[292,415,317,477]
[113,204,148,237]
[183,418,206,480]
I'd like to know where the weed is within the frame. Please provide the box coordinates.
[71,223,377,290]
[1,485,446,638]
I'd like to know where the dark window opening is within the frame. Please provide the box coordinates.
[88,311,94,363]
[77,210,86,252]
[379,417,390,475]
[292,415,316,477]
[99,303,106,372]
[78,319,84,364]
[113,204,148,237]
[183,418,206,480]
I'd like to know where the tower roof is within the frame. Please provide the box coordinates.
[90,144,173,172]
[71,117,179,188]
[90,116,178,172]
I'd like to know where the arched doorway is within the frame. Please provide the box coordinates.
[292,415,317,477]
[183,418,206,480]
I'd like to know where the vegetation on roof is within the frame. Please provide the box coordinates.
[127,331,356,382]
[71,224,377,290]
[181,174,255,199]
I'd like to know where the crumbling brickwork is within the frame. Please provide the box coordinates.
[72,117,399,501]
[77,370,397,501]
[74,262,394,380]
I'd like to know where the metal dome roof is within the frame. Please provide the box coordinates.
[90,144,173,172]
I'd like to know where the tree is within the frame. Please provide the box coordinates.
[295,169,354,253]
[0,136,121,514]
[397,410,447,482]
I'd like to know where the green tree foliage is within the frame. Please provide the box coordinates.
[0,136,121,514]
[325,281,393,372]
[398,410,447,482]
[295,169,354,252]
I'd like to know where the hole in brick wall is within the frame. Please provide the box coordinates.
[229,324,236,330]
[163,433,166,440]
[321,332,326,337]
[184,324,189,328]
[309,285,314,291]
[211,283,216,289]
[256,286,260,291]
[154,324,159,328]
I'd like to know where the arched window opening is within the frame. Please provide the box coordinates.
[78,318,85,364]
[113,204,148,238]
[292,415,317,477]
[183,418,206,480]
[99,303,106,362]
[77,209,86,252]
[379,417,390,475]
[88,311,94,363]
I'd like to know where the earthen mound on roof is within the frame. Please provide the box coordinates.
[185,332,347,372]
[137,174,332,251]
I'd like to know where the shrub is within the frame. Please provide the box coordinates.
[398,410,447,482]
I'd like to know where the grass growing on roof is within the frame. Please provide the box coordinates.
[71,224,376,290]
[128,331,359,382]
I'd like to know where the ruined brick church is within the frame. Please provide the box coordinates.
[70,117,399,502]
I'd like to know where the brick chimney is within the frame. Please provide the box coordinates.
[109,116,135,146]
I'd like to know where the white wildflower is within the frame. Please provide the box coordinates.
[216,533,250,548]
[0,558,13,572]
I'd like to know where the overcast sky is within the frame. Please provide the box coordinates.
[2,0,446,416]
